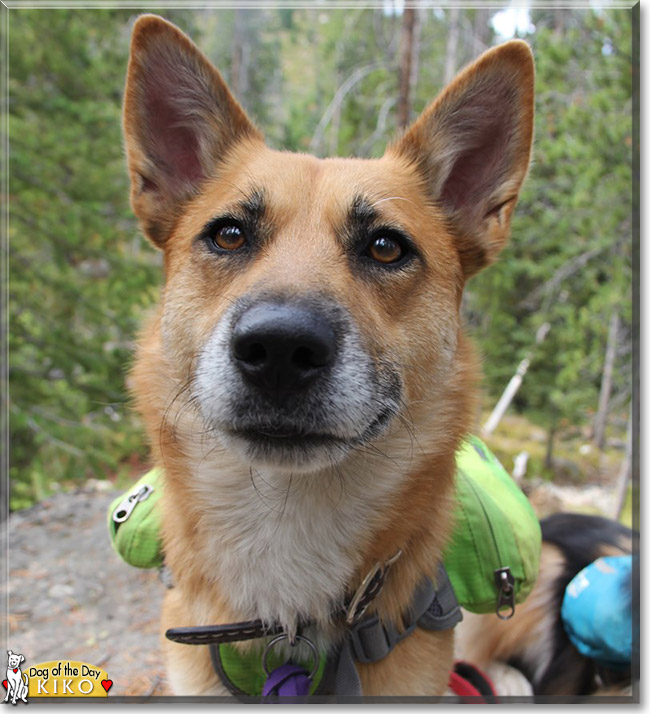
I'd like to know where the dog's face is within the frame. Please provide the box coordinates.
[160,150,463,472]
[7,652,23,669]
[123,16,534,475]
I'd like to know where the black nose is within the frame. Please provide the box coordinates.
[231,302,337,393]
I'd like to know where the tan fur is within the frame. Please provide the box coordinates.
[123,15,534,696]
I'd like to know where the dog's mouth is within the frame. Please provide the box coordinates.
[231,427,345,449]
[224,406,396,470]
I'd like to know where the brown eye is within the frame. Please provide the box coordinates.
[213,224,246,251]
[368,235,404,264]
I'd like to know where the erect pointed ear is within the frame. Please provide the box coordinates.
[388,40,534,278]
[123,15,262,246]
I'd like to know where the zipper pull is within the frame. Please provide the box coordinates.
[112,483,154,524]
[494,567,515,619]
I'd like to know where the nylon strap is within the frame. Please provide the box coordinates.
[342,564,461,674]
[166,620,285,646]
[208,563,462,697]
[166,550,400,646]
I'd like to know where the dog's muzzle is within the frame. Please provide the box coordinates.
[194,293,401,470]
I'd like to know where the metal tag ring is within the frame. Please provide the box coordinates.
[261,633,319,679]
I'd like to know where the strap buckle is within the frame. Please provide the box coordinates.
[346,550,402,626]
[348,614,412,664]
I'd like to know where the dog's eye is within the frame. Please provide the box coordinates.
[367,235,404,264]
[211,224,246,252]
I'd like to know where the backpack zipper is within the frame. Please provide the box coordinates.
[460,470,516,619]
[112,483,154,527]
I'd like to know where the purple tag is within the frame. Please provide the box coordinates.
[262,663,312,697]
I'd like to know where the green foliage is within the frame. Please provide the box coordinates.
[468,9,633,435]
[8,8,197,509]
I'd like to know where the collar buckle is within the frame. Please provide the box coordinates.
[345,549,403,626]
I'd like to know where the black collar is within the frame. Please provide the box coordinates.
[165,550,402,646]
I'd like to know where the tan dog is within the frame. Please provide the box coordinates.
[123,15,534,696]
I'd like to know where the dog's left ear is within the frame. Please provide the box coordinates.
[388,40,534,278]
[19,655,24,663]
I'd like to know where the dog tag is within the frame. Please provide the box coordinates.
[262,663,311,696]
[261,633,319,697]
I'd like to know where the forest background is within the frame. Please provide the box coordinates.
[7,4,637,516]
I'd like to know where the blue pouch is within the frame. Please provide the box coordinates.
[561,555,633,670]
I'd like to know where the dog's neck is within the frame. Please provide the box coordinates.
[180,438,414,642]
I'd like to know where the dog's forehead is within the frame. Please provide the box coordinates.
[190,143,433,231]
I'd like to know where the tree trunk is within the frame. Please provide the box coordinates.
[613,408,632,519]
[444,6,460,85]
[482,322,550,436]
[329,67,342,156]
[397,7,417,130]
[482,357,530,436]
[545,423,557,470]
[409,8,422,108]
[230,8,250,107]
[473,8,491,54]
[593,310,620,449]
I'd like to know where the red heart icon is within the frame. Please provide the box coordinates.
[2,680,6,689]
[101,679,113,693]
[12,669,17,674]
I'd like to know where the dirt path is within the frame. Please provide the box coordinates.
[5,482,171,697]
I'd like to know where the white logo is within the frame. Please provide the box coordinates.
[3,651,28,706]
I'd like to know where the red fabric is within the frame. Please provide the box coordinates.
[449,671,483,698]
[448,661,497,702]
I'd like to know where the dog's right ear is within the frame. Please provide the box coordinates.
[123,15,262,246]
[388,41,534,278]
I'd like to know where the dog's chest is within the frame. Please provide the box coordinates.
[189,451,402,631]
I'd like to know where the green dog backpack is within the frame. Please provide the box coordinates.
[443,435,541,615]
[108,436,540,615]
[107,468,164,569]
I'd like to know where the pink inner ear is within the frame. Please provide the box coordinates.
[439,78,517,219]
[148,98,204,188]
[441,123,509,215]
[139,60,206,193]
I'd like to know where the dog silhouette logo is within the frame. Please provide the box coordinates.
[2,651,28,705]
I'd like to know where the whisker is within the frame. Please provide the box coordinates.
[368,196,414,209]
[273,472,294,532]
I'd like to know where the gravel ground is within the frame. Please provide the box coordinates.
[5,483,171,697]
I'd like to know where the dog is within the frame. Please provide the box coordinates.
[122,15,534,696]
[455,513,637,698]
[4,651,28,705]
